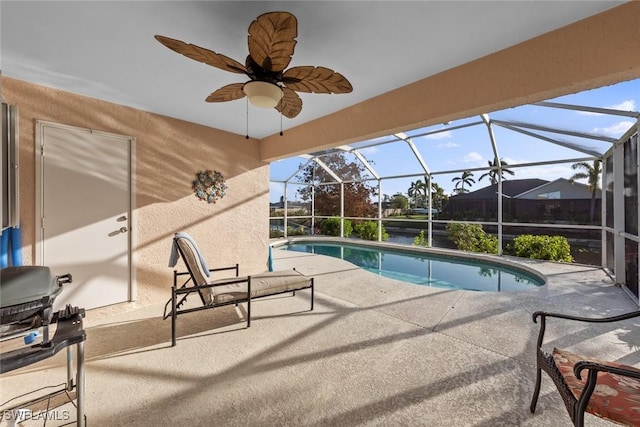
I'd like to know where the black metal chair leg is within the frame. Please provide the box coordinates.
[247,277,252,328]
[171,285,177,347]
[530,368,542,413]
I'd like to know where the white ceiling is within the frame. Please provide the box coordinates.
[0,1,626,139]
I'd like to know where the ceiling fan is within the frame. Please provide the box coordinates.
[155,11,353,119]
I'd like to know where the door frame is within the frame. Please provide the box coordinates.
[34,120,137,302]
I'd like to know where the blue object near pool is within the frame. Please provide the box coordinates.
[280,240,545,292]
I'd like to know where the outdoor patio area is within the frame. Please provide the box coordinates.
[1,246,638,426]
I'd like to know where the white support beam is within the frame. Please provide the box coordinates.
[353,149,380,180]
[481,114,500,163]
[283,182,288,238]
[393,132,431,175]
[340,183,345,237]
[495,122,603,157]
[314,158,343,183]
[482,114,502,254]
[492,119,618,143]
[378,180,383,241]
[533,101,640,118]
[613,142,625,286]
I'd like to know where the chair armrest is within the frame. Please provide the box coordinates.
[174,276,249,295]
[574,360,640,380]
[532,310,640,349]
[532,310,640,324]
[568,356,640,423]
[173,264,239,278]
[208,263,240,277]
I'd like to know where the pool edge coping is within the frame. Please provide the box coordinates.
[271,236,550,288]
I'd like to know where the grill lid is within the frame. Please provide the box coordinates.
[1,266,63,308]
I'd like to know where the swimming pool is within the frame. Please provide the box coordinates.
[279,240,545,292]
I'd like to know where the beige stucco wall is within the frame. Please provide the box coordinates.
[3,77,270,306]
[260,1,640,161]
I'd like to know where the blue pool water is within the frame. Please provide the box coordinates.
[282,242,545,292]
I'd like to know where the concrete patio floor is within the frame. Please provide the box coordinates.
[1,245,639,426]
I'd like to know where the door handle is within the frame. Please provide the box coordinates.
[117,216,127,222]
[108,227,129,237]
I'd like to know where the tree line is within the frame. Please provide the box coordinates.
[295,152,602,221]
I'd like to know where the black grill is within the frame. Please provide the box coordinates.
[1,266,72,343]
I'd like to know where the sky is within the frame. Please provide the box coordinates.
[269,78,639,203]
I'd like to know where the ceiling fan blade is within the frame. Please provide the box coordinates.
[247,12,297,73]
[155,35,247,75]
[282,66,353,94]
[275,87,302,118]
[205,83,246,102]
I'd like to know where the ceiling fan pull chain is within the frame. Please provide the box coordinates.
[280,111,284,136]
[245,97,250,140]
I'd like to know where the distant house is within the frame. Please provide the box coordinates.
[446,179,547,219]
[446,178,601,222]
[515,178,601,222]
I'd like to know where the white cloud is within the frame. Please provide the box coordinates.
[509,164,573,182]
[593,120,635,137]
[358,146,379,156]
[611,100,636,111]
[502,156,521,165]
[424,130,452,140]
[463,152,483,162]
[577,99,636,115]
[437,141,459,148]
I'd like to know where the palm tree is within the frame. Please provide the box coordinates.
[452,170,475,194]
[408,179,427,207]
[569,160,601,223]
[431,182,448,211]
[479,158,515,184]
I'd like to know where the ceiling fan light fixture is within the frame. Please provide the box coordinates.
[243,81,283,108]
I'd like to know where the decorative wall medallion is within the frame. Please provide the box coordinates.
[192,170,227,204]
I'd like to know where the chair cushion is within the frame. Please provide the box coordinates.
[212,270,312,304]
[552,347,640,425]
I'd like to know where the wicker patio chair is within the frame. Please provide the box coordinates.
[164,232,314,346]
[530,310,640,426]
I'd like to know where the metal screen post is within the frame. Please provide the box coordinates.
[340,182,344,237]
[378,180,382,241]
[283,182,288,238]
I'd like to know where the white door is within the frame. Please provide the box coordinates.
[36,121,133,310]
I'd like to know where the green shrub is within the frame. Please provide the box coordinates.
[413,230,428,247]
[270,229,284,238]
[446,222,498,254]
[511,234,573,262]
[287,226,306,236]
[320,217,352,237]
[355,220,389,241]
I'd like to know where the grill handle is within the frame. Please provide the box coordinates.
[56,273,73,285]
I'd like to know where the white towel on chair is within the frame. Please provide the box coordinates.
[168,232,211,277]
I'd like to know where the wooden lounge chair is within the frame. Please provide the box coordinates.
[530,310,640,426]
[164,233,314,346]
